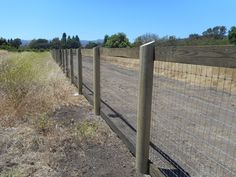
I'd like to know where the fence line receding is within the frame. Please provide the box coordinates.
[51,45,236,177]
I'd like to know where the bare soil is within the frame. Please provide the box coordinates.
[80,56,236,177]
[0,96,144,177]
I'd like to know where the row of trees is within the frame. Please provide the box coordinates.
[0,26,236,51]
[0,38,22,49]
[132,26,236,47]
[0,33,81,51]
[29,33,82,50]
[86,25,235,48]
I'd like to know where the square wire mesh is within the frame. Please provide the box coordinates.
[150,60,236,177]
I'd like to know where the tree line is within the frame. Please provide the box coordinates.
[28,33,82,50]
[87,25,236,48]
[0,33,82,51]
[133,25,236,47]
[0,25,236,52]
[0,38,22,50]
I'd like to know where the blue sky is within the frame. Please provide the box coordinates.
[0,0,235,41]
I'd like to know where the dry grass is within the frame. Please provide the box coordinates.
[0,51,141,177]
[0,50,8,56]
[154,61,236,93]
[76,120,109,144]
[99,56,236,94]
[0,51,82,127]
[0,51,106,176]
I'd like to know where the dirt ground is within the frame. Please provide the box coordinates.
[80,56,236,177]
[0,52,144,177]
[0,96,144,177]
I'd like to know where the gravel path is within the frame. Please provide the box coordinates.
[79,56,236,177]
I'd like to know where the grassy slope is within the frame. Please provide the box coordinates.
[0,51,82,127]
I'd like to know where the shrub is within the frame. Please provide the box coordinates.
[228,26,236,45]
[76,121,99,139]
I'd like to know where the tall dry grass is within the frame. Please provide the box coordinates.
[0,52,81,127]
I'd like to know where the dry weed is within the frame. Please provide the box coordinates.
[0,52,82,127]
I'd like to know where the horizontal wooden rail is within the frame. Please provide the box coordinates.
[155,45,236,68]
[81,45,236,68]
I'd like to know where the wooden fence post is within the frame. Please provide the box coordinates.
[70,49,74,84]
[61,49,63,69]
[93,47,100,115]
[63,49,66,73]
[65,49,69,77]
[77,48,83,94]
[59,49,62,66]
[61,49,65,73]
[136,41,155,174]
[55,49,58,63]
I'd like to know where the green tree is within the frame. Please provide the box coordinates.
[66,35,80,48]
[133,33,159,47]
[0,37,7,46]
[103,34,109,46]
[61,33,67,48]
[50,38,61,49]
[228,26,236,44]
[202,26,227,39]
[66,36,72,48]
[85,41,98,49]
[10,38,22,48]
[29,39,50,49]
[189,34,201,40]
[133,37,142,47]
[104,33,130,48]
[75,35,81,47]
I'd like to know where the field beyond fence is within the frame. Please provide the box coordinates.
[52,45,236,177]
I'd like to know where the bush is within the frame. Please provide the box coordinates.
[77,121,99,139]
[0,54,38,107]
[104,33,131,48]
[228,26,236,45]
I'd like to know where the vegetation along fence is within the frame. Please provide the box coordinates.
[51,44,236,177]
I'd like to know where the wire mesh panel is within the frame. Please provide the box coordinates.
[66,49,71,78]
[82,56,93,91]
[72,49,78,86]
[100,57,139,129]
[150,60,236,177]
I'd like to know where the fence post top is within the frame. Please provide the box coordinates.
[140,41,155,48]
[93,46,100,54]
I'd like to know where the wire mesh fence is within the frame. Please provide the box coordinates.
[54,46,236,177]
[82,56,93,91]
[100,57,139,128]
[150,60,236,177]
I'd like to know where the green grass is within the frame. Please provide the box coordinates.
[77,120,100,139]
[34,114,53,134]
[0,168,22,177]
